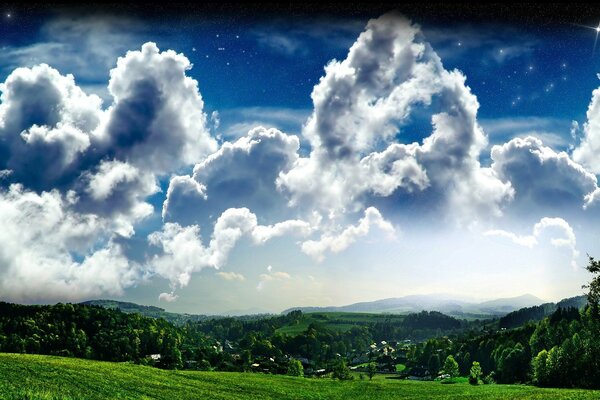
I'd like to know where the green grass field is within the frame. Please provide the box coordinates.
[275,312,406,336]
[1,353,599,399]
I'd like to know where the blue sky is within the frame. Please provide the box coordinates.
[1,6,600,314]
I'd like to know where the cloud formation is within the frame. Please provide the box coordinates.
[163,126,299,226]
[491,136,597,214]
[148,208,312,294]
[301,207,395,262]
[485,217,579,268]
[278,12,512,224]
[0,42,216,301]
[1,11,599,305]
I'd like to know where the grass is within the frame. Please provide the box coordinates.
[1,353,599,399]
[395,363,406,372]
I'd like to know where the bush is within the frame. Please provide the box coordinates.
[287,358,304,377]
[469,361,482,385]
[482,372,496,385]
[332,359,353,380]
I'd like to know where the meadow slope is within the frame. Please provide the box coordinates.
[1,353,599,400]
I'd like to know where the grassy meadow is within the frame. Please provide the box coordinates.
[2,353,599,400]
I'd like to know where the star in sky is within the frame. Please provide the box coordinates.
[574,21,600,53]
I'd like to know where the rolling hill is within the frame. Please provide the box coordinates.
[498,295,588,329]
[2,353,599,400]
[80,299,212,325]
[283,293,545,318]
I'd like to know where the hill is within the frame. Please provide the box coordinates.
[1,353,599,400]
[80,299,212,325]
[284,293,545,318]
[498,295,587,329]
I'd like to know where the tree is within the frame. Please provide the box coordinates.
[532,349,549,386]
[461,352,471,376]
[428,354,441,376]
[443,355,459,379]
[583,255,600,310]
[367,362,377,380]
[287,358,304,377]
[332,359,353,380]
[469,361,482,385]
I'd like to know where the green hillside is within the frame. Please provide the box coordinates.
[80,300,212,325]
[1,353,599,400]
[275,312,407,336]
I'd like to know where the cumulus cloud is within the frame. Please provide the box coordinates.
[0,64,102,191]
[0,184,140,302]
[485,217,579,268]
[301,207,395,262]
[0,42,220,301]
[163,126,299,225]
[99,42,217,174]
[147,208,312,296]
[573,81,600,174]
[491,136,598,214]
[278,12,512,224]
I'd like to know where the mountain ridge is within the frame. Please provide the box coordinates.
[282,293,546,318]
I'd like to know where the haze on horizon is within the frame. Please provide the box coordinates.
[0,6,600,314]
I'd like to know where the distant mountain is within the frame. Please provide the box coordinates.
[498,295,588,329]
[80,300,212,325]
[283,293,546,318]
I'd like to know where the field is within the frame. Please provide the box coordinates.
[1,353,599,400]
[275,312,406,336]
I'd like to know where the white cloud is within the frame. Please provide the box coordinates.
[158,291,179,302]
[278,12,513,225]
[257,266,291,291]
[0,42,221,302]
[0,184,140,302]
[162,126,300,225]
[491,136,597,214]
[148,208,312,293]
[301,207,395,262]
[99,42,217,174]
[573,80,600,174]
[217,271,246,281]
[485,217,579,268]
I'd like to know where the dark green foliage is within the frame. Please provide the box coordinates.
[498,297,586,330]
[80,300,212,325]
[583,255,600,308]
[427,354,441,376]
[0,302,181,367]
[402,311,462,330]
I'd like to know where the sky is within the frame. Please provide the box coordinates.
[2,4,600,314]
